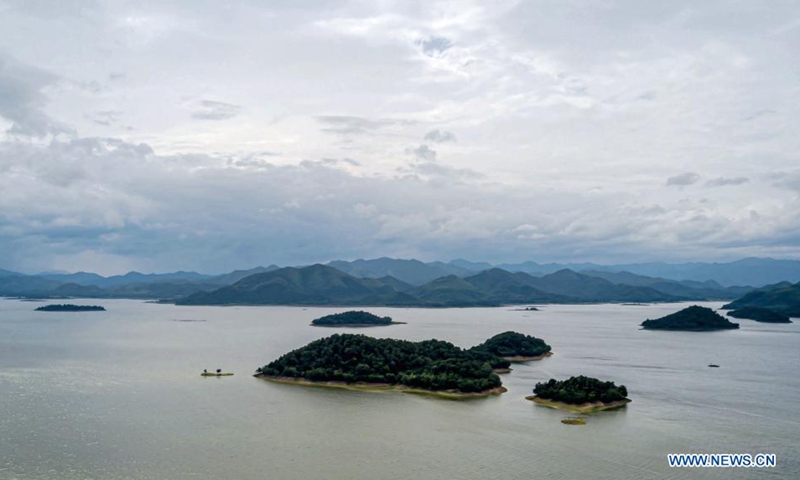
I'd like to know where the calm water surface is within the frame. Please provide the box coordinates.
[1,299,798,479]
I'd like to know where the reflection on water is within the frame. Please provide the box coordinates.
[0,299,798,479]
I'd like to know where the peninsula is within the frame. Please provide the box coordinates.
[35,304,106,312]
[471,331,552,361]
[255,333,509,398]
[526,376,631,413]
[310,310,405,327]
[641,305,739,331]
[726,307,792,324]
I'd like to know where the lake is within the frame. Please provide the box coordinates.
[1,299,798,479]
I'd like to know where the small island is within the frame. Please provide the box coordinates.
[471,331,552,361]
[561,417,586,426]
[727,307,791,324]
[35,304,106,312]
[255,333,508,398]
[310,310,405,327]
[526,376,631,413]
[641,305,739,331]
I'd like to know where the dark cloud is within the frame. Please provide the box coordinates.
[191,100,242,120]
[0,53,71,137]
[666,172,701,187]
[424,129,456,143]
[407,144,437,162]
[419,36,453,57]
[706,176,749,187]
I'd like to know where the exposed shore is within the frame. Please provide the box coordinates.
[526,395,631,413]
[254,374,507,399]
[503,351,553,362]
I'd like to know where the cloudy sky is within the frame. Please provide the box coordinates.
[0,0,799,275]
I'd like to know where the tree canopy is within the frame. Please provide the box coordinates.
[257,333,511,393]
[533,376,628,405]
[311,311,394,326]
[35,304,105,312]
[471,331,551,358]
[727,307,791,324]
[641,305,739,331]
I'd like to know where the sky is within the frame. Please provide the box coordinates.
[0,0,799,275]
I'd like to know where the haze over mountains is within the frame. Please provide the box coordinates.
[3,257,799,306]
[327,257,800,287]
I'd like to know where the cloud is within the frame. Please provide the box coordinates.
[1,136,798,274]
[87,110,122,126]
[666,172,701,187]
[0,53,70,136]
[424,129,456,143]
[707,176,749,187]
[0,2,799,271]
[406,144,437,162]
[191,100,242,120]
[418,36,453,57]
[316,115,413,135]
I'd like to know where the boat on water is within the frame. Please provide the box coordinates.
[201,372,234,376]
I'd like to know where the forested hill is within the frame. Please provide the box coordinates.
[722,281,800,317]
[176,265,689,306]
[255,333,509,393]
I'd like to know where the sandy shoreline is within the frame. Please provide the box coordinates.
[503,351,554,362]
[254,374,507,399]
[526,395,631,413]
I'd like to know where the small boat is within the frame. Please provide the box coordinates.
[708,364,720,368]
[201,372,234,377]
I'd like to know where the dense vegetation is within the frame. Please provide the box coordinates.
[726,307,791,324]
[533,376,628,405]
[723,281,800,317]
[471,331,551,358]
[35,304,105,312]
[311,311,395,326]
[256,333,510,393]
[641,305,739,331]
[178,264,691,307]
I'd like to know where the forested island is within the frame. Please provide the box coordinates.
[255,333,512,398]
[727,307,792,324]
[310,311,404,327]
[527,376,631,413]
[472,331,552,361]
[35,304,106,312]
[641,305,739,331]
[722,280,800,317]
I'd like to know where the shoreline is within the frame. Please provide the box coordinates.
[310,322,407,328]
[170,300,689,308]
[254,374,507,399]
[526,395,631,413]
[503,351,553,362]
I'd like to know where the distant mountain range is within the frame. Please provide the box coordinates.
[328,257,799,287]
[177,264,742,307]
[4,256,800,306]
[0,266,279,300]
